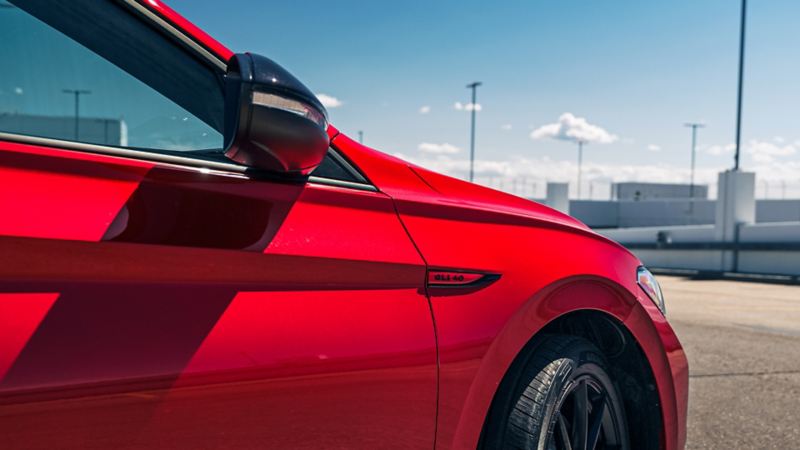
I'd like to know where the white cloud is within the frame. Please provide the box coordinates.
[454,101,482,112]
[647,144,661,152]
[315,93,342,108]
[530,113,618,144]
[388,150,800,198]
[703,140,797,163]
[419,105,431,114]
[501,124,513,131]
[746,139,796,163]
[418,142,461,154]
[393,152,720,184]
[705,143,735,156]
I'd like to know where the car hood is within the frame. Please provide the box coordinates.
[407,164,591,232]
[329,127,590,235]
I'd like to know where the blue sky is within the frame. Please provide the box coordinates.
[175,1,800,196]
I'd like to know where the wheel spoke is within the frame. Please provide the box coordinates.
[571,380,589,450]
[557,413,573,450]
[587,394,607,450]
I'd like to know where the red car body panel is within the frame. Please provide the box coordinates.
[0,139,437,448]
[0,1,688,449]
[332,131,689,449]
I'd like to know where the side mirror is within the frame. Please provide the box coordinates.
[223,53,329,174]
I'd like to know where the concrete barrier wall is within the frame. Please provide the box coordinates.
[598,222,800,276]
[569,201,619,228]
[599,224,715,244]
[622,248,800,276]
[617,200,716,227]
[583,171,799,277]
[626,249,727,272]
[571,199,800,229]
[757,200,800,223]
[738,251,800,275]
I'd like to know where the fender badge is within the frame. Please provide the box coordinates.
[427,270,500,293]
[428,271,485,286]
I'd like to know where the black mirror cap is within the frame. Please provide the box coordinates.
[223,53,330,175]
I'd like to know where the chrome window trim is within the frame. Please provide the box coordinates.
[0,132,377,192]
[327,146,370,184]
[121,0,227,72]
[0,131,248,172]
[308,176,377,192]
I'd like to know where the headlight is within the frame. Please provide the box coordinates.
[637,266,666,315]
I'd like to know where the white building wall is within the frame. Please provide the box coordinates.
[594,172,800,277]
[570,199,800,228]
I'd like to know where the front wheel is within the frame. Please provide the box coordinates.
[483,335,630,450]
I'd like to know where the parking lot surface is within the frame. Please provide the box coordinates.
[660,275,800,449]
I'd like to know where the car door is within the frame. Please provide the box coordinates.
[0,2,436,448]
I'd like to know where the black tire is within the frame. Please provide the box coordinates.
[482,335,630,450]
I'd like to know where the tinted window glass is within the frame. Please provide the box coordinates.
[311,149,369,184]
[312,151,357,182]
[0,1,223,151]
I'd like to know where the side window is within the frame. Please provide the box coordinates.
[0,1,223,152]
[312,149,368,184]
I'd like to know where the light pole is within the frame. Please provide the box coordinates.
[357,130,363,144]
[466,81,482,182]
[576,140,586,199]
[62,89,91,141]
[733,0,747,170]
[684,123,705,198]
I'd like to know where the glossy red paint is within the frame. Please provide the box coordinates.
[0,294,58,381]
[0,144,436,448]
[332,130,688,449]
[0,3,687,450]
[0,141,152,241]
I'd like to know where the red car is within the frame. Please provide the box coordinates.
[0,1,687,449]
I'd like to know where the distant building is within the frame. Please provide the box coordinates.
[612,182,708,200]
[0,113,127,147]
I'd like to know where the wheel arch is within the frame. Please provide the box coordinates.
[450,276,668,450]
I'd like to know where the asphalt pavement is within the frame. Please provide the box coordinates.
[659,275,800,449]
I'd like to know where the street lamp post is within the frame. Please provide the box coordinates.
[733,0,747,170]
[62,89,91,141]
[466,81,482,183]
[684,122,705,199]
